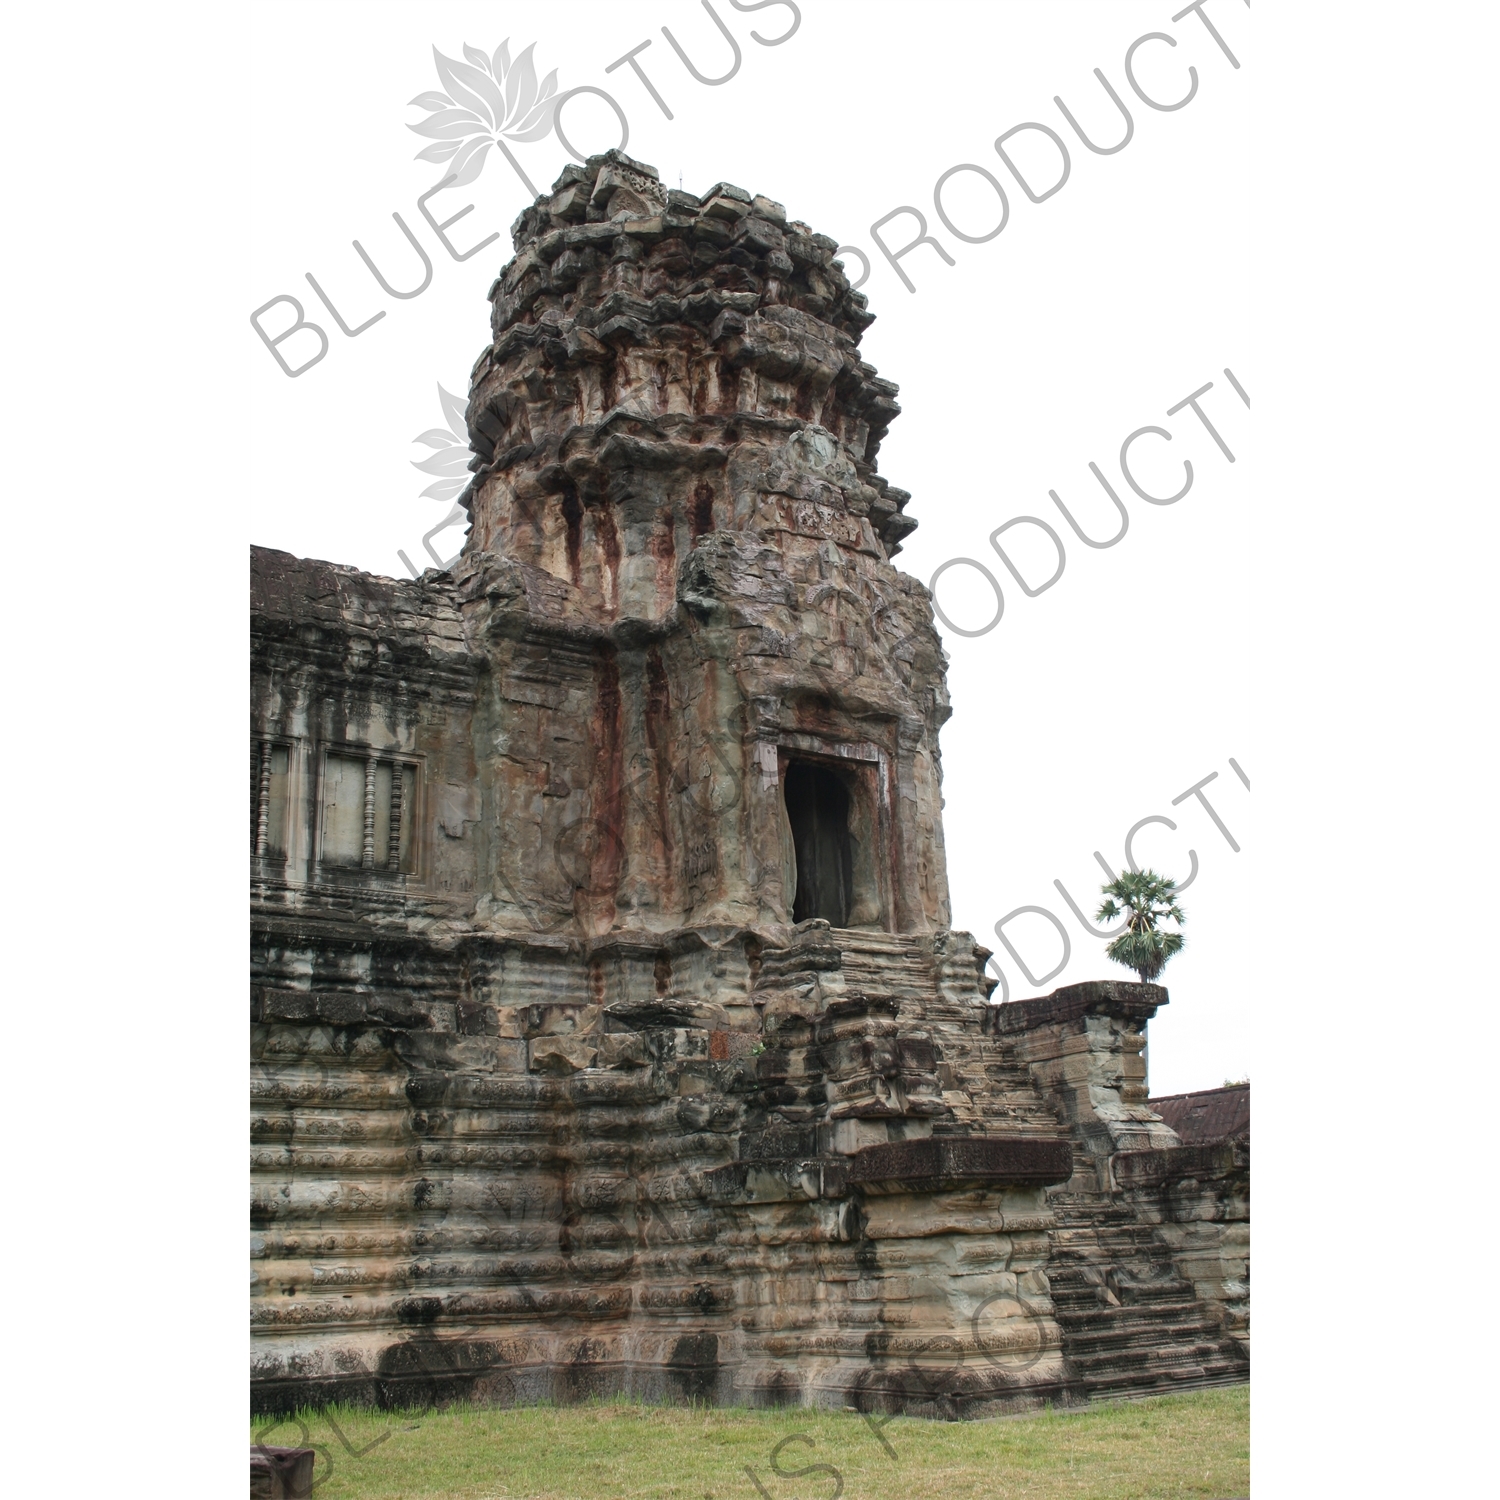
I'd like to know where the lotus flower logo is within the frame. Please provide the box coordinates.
[408,41,559,188]
[400,384,471,574]
[411,383,471,504]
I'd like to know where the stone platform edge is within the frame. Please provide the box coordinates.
[987,979,1169,1035]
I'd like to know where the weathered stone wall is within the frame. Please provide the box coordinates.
[1114,1140,1250,1353]
[992,981,1181,1181]
[251,151,1246,1416]
[250,909,1080,1415]
[1117,1086,1250,1352]
[993,985,1249,1392]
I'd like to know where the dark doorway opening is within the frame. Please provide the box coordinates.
[784,762,853,926]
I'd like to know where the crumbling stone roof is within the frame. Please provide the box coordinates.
[466,148,915,559]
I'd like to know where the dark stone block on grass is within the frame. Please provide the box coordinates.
[249,1446,314,1499]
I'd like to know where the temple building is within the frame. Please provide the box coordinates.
[251,150,1248,1416]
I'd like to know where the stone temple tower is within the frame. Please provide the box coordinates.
[251,151,1248,1416]
[459,151,948,942]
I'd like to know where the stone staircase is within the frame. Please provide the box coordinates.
[758,932,1250,1404]
[1046,1200,1249,1399]
[828,929,935,1004]
[828,929,1065,1138]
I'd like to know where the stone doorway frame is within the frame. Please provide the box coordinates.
[773,733,895,932]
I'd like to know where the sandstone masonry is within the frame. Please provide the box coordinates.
[250,151,1248,1417]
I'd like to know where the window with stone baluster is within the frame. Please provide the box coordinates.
[316,748,419,873]
[250,739,291,861]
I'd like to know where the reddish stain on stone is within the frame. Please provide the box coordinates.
[650,509,677,613]
[644,647,676,901]
[717,366,741,413]
[597,506,621,610]
[589,651,624,924]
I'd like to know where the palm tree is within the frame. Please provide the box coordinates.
[1096,869,1185,985]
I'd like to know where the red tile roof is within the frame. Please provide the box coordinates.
[1149,1083,1249,1144]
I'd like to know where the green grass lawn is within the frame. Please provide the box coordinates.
[251,1384,1248,1499]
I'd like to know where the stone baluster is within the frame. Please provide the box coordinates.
[255,739,272,857]
[362,754,378,868]
[387,764,404,870]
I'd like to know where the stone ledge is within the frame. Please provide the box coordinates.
[251,987,432,1030]
[702,1157,850,1204]
[1113,1140,1248,1188]
[848,1136,1073,1193]
[987,980,1168,1036]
